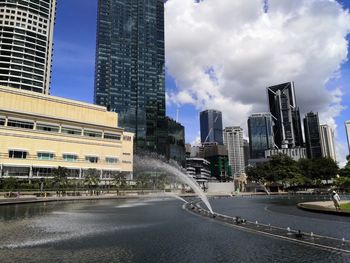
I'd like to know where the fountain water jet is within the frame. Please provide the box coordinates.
[134,153,213,214]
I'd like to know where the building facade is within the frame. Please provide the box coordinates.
[267,82,303,149]
[224,126,245,177]
[303,112,322,159]
[0,0,56,94]
[320,124,336,161]
[0,86,133,181]
[94,0,166,155]
[165,117,185,166]
[186,157,211,188]
[200,142,231,181]
[247,113,274,159]
[265,148,307,161]
[200,109,223,145]
[346,121,350,157]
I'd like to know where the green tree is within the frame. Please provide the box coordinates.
[84,169,100,195]
[112,172,126,195]
[338,160,350,177]
[313,158,338,183]
[136,173,150,193]
[52,166,69,196]
[2,177,18,191]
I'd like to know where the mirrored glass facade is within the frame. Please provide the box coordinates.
[303,112,322,159]
[94,0,166,154]
[200,109,223,145]
[247,113,274,159]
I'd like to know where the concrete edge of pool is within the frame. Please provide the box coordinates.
[297,201,350,216]
[183,201,350,255]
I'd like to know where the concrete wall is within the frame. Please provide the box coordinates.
[207,182,235,194]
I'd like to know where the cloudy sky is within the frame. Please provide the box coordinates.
[51,0,350,166]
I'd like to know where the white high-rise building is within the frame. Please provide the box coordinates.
[320,124,336,161]
[345,121,350,156]
[0,0,56,94]
[224,126,245,177]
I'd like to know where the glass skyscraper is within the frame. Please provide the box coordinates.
[94,0,166,154]
[200,109,223,145]
[267,82,303,149]
[247,113,274,159]
[303,112,322,159]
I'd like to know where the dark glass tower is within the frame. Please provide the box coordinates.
[304,112,322,159]
[267,82,303,149]
[200,109,223,145]
[94,0,166,154]
[247,113,274,159]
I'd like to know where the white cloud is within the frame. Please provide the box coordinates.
[165,0,350,162]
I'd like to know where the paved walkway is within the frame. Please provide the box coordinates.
[297,200,350,216]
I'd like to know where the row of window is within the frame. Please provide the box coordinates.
[0,117,122,141]
[0,8,49,24]
[8,150,120,164]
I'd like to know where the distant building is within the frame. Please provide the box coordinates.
[0,0,56,94]
[345,121,350,157]
[186,158,211,188]
[303,112,322,159]
[267,82,303,149]
[94,0,166,155]
[0,86,134,181]
[243,139,250,167]
[165,117,185,166]
[247,113,274,159]
[265,148,307,161]
[224,127,245,177]
[320,124,336,161]
[200,142,231,181]
[200,109,223,145]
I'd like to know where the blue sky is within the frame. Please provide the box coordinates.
[51,0,350,164]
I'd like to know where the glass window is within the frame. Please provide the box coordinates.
[36,123,59,133]
[37,152,54,160]
[61,126,81,136]
[63,154,78,162]
[84,130,102,138]
[7,119,34,129]
[85,156,99,163]
[106,157,118,164]
[0,117,5,125]
[9,150,27,159]
[104,133,121,141]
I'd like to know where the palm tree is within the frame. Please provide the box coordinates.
[112,172,126,195]
[52,166,69,196]
[84,169,100,195]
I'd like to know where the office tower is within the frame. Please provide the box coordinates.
[94,0,166,154]
[267,82,303,148]
[303,112,322,159]
[165,117,185,166]
[247,113,274,159]
[320,124,336,161]
[224,126,245,177]
[346,121,350,156]
[243,139,250,166]
[0,0,56,94]
[200,109,223,145]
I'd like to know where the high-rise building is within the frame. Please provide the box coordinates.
[345,121,350,156]
[0,0,56,94]
[303,112,322,159]
[247,113,274,159]
[224,126,245,177]
[200,109,223,145]
[165,117,185,166]
[94,0,166,154]
[320,124,336,161]
[267,82,303,148]
[243,139,250,166]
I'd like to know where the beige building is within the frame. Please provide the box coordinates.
[0,86,133,181]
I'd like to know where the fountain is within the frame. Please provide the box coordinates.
[134,152,213,214]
